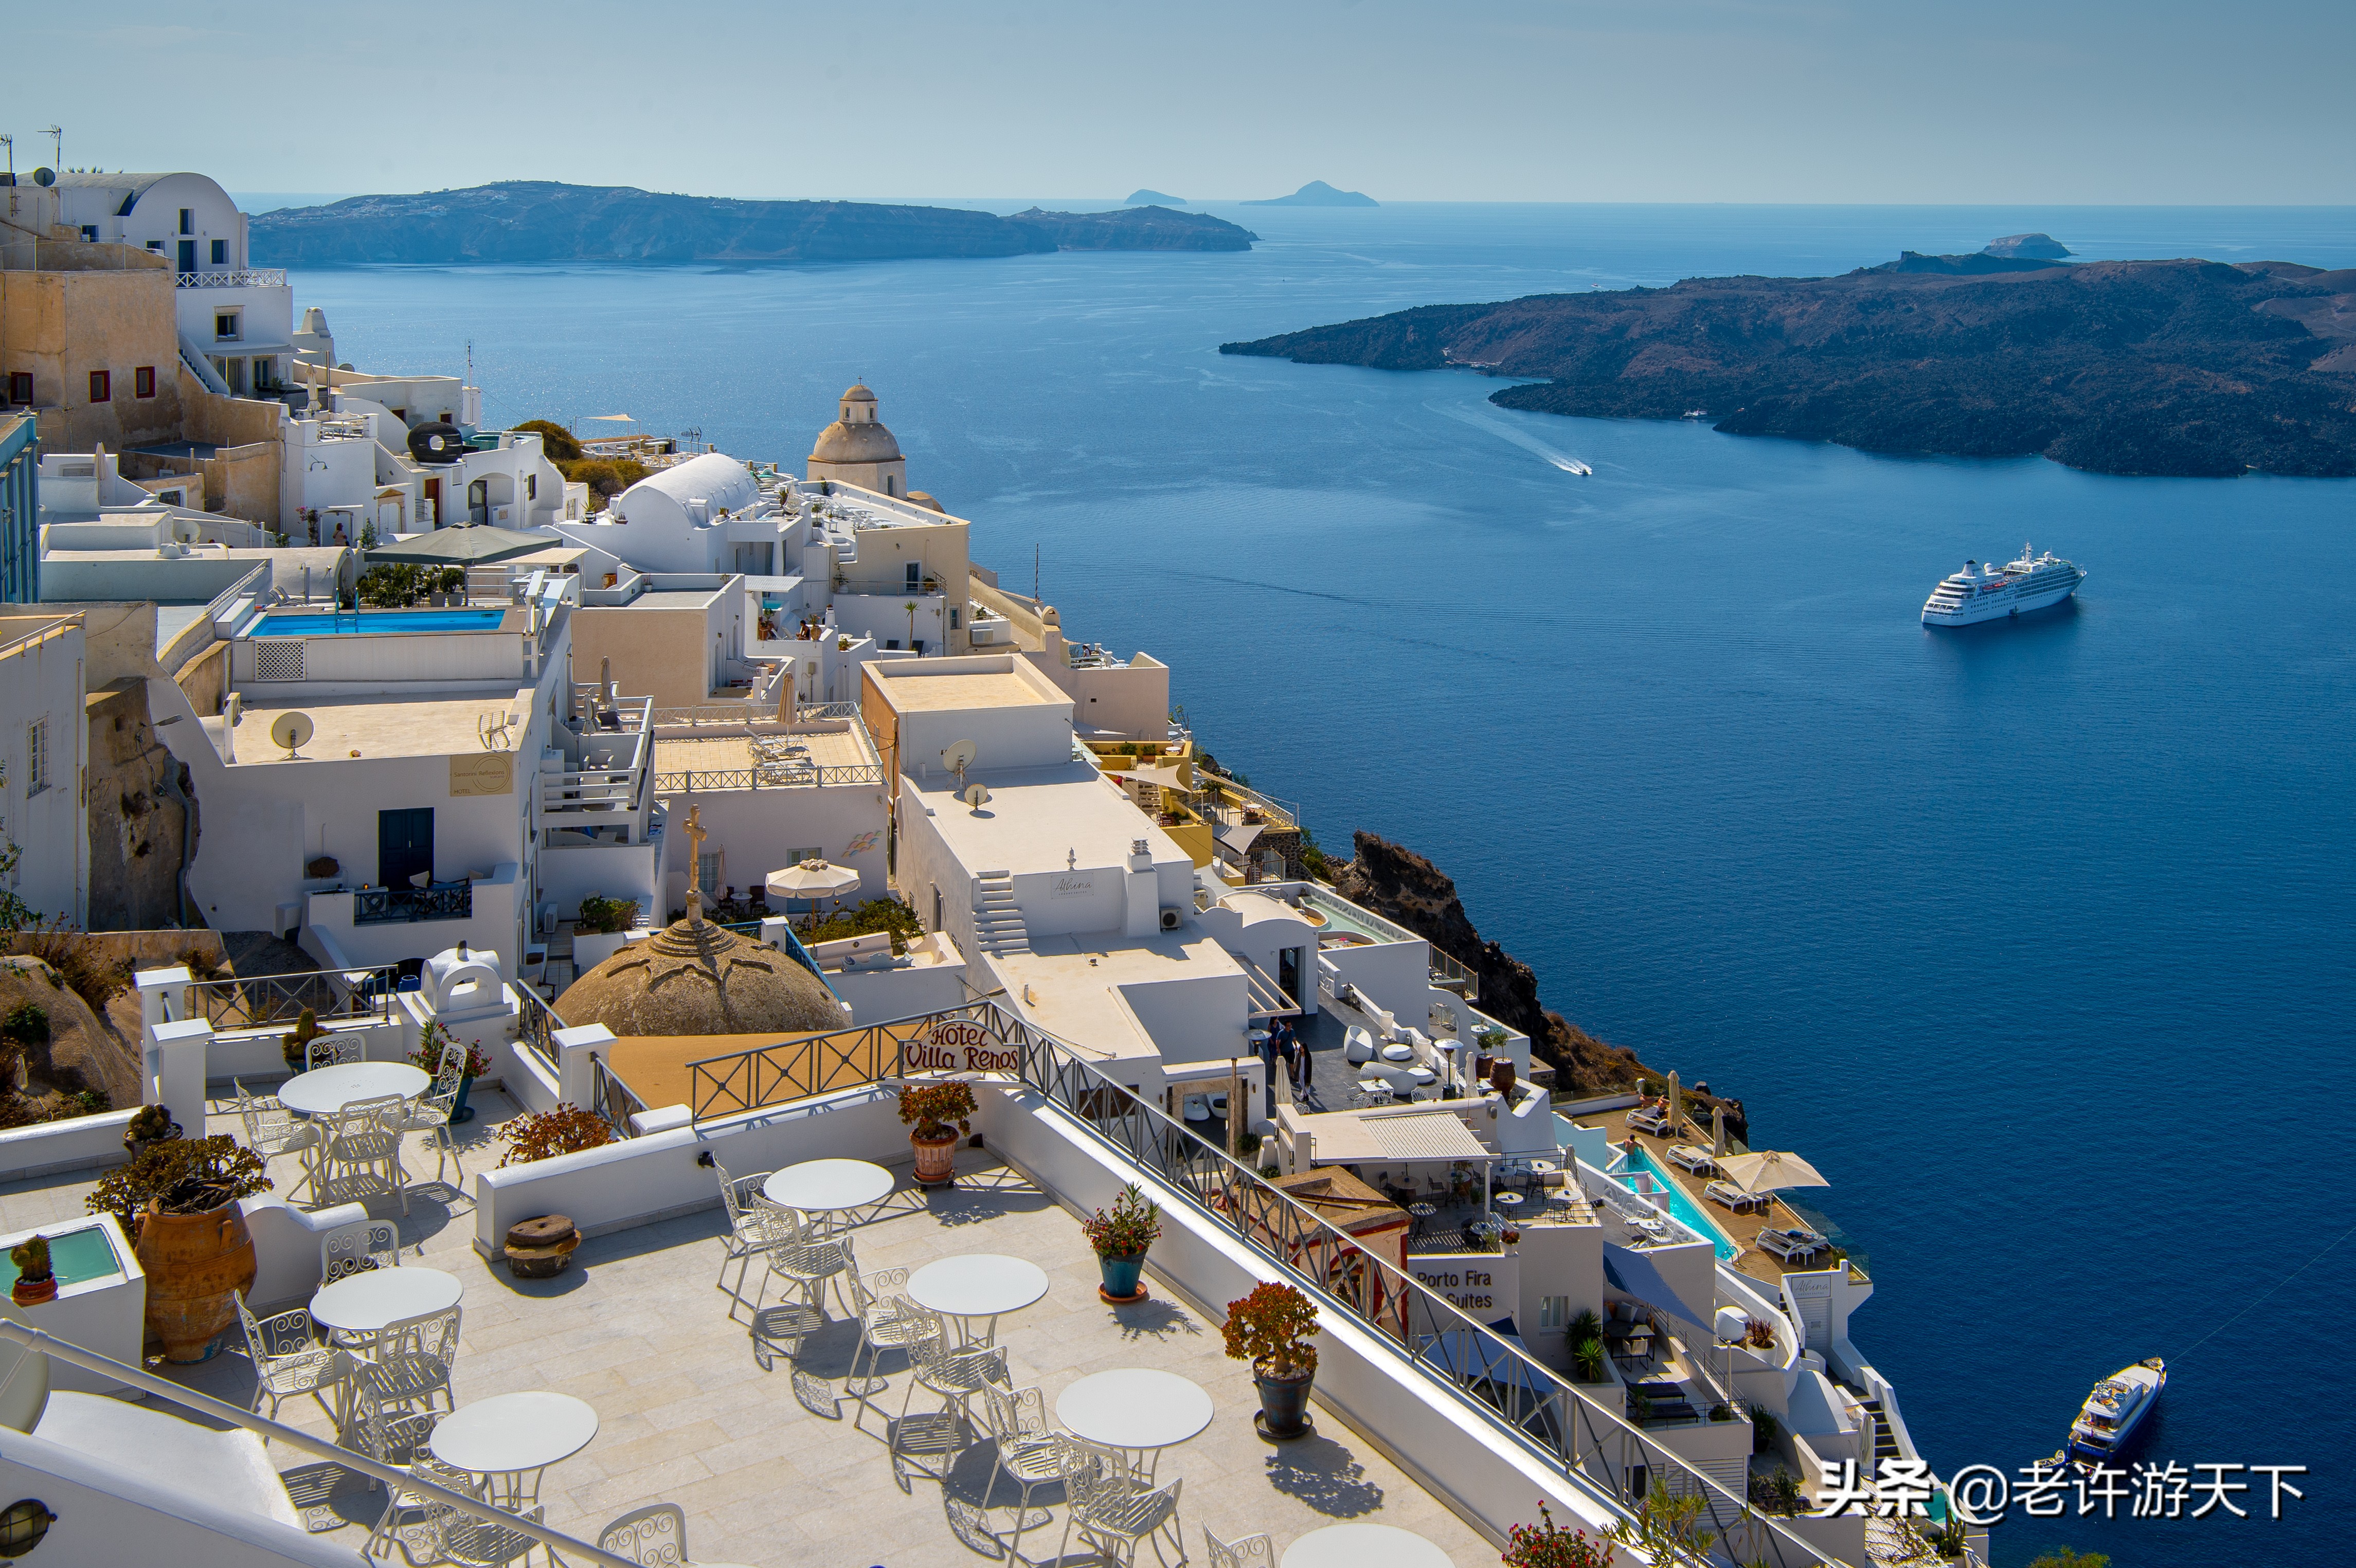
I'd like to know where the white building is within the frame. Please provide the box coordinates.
[0,614,86,926]
[805,383,908,498]
[54,172,295,402]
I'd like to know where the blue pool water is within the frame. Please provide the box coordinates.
[1608,1147,1740,1261]
[256,609,506,636]
[293,202,2356,1565]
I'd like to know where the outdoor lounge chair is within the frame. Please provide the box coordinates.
[1666,1144,1717,1175]
[1627,1106,1672,1136]
[1757,1228,1828,1263]
[1704,1180,1767,1215]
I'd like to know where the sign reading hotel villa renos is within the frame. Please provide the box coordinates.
[906,1017,1020,1076]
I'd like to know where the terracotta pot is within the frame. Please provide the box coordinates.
[134,1198,256,1363]
[911,1131,959,1186]
[10,1277,56,1307]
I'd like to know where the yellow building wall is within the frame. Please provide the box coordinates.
[571,605,713,708]
[1,263,185,454]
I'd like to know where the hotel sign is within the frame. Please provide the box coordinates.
[904,1017,1021,1076]
[1049,873,1096,898]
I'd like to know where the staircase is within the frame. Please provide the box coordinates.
[1857,1397,1902,1464]
[971,872,1029,956]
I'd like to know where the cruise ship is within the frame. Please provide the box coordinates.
[1921,545,2087,626]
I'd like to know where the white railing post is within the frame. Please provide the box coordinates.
[147,1017,211,1121]
[135,964,193,1033]
[554,1023,616,1109]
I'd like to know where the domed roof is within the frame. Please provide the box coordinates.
[554,909,844,1038]
[841,383,876,403]
[811,418,903,465]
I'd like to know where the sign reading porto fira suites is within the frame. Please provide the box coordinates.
[905,1018,1020,1076]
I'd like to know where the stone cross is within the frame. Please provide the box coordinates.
[682,805,708,924]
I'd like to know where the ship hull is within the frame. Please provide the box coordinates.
[1922,574,2084,626]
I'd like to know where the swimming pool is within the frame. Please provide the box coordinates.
[1609,1146,1740,1261]
[255,609,507,636]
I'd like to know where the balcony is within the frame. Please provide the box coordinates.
[174,268,287,289]
[351,882,473,926]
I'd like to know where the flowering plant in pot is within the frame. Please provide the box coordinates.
[1082,1182,1161,1303]
[85,1136,272,1362]
[898,1080,977,1186]
[9,1235,56,1306]
[1502,1502,1613,1568]
[1222,1280,1320,1438]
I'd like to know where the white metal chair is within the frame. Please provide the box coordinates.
[394,1498,545,1568]
[386,1041,469,1187]
[364,1409,481,1557]
[844,1266,927,1397]
[898,1304,1009,1423]
[754,1203,855,1317]
[711,1162,777,1300]
[354,1304,461,1425]
[1205,1528,1274,1568]
[236,1078,324,1204]
[234,1290,351,1429]
[983,1383,1074,1562]
[323,1094,411,1212]
[308,1034,366,1071]
[597,1502,688,1566]
[319,1218,403,1350]
[1051,1438,1165,1568]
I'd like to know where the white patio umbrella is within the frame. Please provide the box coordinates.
[1717,1150,1830,1196]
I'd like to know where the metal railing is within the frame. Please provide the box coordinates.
[648,699,862,728]
[686,1017,916,1121]
[590,1051,648,1132]
[514,985,565,1076]
[1004,1017,1834,1567]
[188,965,398,1030]
[175,268,287,288]
[353,884,473,926]
[541,770,641,815]
[651,763,884,793]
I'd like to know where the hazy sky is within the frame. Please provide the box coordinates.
[15,1,2352,205]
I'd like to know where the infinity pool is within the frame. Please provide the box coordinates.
[1610,1146,1740,1261]
[255,609,507,636]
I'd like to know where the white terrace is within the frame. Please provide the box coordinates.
[0,997,1872,1568]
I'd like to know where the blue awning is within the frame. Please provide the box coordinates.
[1602,1242,1716,1336]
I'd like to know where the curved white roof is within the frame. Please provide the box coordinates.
[612,452,760,525]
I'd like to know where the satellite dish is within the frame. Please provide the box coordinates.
[269,711,314,757]
[940,738,977,778]
[963,783,992,813]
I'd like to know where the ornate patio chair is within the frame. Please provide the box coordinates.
[234,1290,351,1430]
[386,1039,469,1188]
[319,1218,403,1351]
[845,1266,926,1397]
[307,1034,365,1071]
[983,1383,1075,1561]
[597,1502,689,1566]
[394,1498,544,1568]
[364,1409,483,1556]
[322,1093,410,1211]
[355,1304,461,1425]
[711,1162,778,1301]
[754,1203,855,1317]
[236,1078,324,1204]
[1206,1528,1275,1568]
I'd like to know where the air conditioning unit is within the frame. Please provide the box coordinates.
[1159,908,1182,932]
[969,621,1001,645]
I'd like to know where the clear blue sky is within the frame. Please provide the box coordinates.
[15,0,2353,205]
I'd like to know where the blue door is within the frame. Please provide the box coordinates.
[378,808,434,889]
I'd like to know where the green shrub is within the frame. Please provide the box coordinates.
[1,1002,48,1044]
[511,419,581,462]
[577,895,640,935]
[799,897,920,954]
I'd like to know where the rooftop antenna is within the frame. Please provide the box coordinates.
[1034,543,1040,604]
[40,127,59,173]
[0,137,12,184]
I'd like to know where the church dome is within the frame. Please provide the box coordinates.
[811,419,904,464]
[553,913,844,1037]
[841,383,876,403]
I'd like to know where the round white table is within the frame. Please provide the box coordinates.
[429,1391,599,1508]
[908,1253,1049,1345]
[762,1159,893,1233]
[1284,1524,1453,1568]
[1056,1368,1212,1480]
[280,1061,429,1116]
[310,1266,461,1336]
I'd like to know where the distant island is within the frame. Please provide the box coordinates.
[1983,231,2072,260]
[249,182,1256,266]
[1221,251,2356,477]
[1244,181,1378,208]
[1126,189,1186,206]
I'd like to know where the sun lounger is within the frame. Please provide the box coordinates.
[1758,1228,1829,1263]
[1704,1180,1768,1215]
[1667,1144,1718,1175]
[1627,1106,1672,1136]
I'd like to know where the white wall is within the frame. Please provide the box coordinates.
[654,779,887,908]
[0,619,87,925]
[0,1433,365,1567]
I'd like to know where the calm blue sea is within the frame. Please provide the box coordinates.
[296,204,2356,1565]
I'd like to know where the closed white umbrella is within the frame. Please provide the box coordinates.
[1717,1150,1830,1196]
[766,859,859,902]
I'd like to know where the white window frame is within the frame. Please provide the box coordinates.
[25,718,48,796]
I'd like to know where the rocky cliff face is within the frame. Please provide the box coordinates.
[1330,831,1744,1137]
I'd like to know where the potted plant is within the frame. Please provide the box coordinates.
[85,1136,272,1363]
[898,1080,977,1186]
[122,1103,181,1158]
[1567,1307,1606,1382]
[1502,1502,1612,1568]
[9,1236,56,1306]
[1222,1280,1319,1439]
[281,1006,323,1071]
[408,1024,493,1124]
[495,1105,617,1167]
[1082,1182,1161,1303]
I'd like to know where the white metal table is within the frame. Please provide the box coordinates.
[907,1253,1049,1345]
[1056,1368,1212,1480]
[1284,1524,1453,1568]
[310,1266,461,1338]
[428,1391,599,1509]
[280,1061,430,1116]
[762,1159,894,1234]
